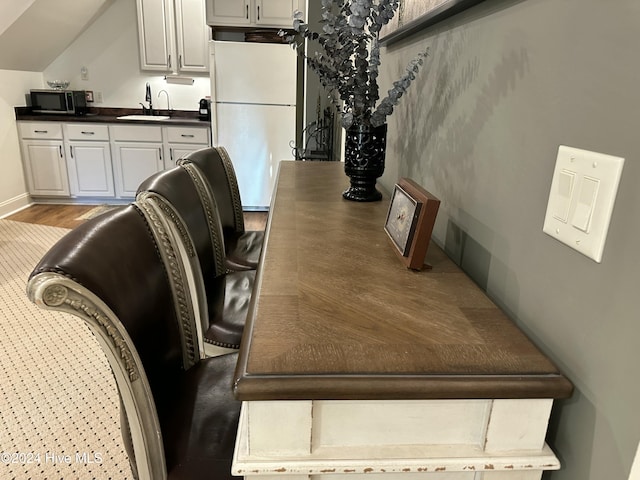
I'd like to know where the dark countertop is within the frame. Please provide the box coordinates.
[14,106,211,127]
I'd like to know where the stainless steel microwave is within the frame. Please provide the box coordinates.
[30,89,88,115]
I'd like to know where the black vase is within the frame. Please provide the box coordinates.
[343,123,387,202]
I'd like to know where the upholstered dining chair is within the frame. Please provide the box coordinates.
[136,165,254,355]
[179,146,263,271]
[27,205,241,480]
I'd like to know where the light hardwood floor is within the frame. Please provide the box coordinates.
[6,204,268,231]
[6,204,100,229]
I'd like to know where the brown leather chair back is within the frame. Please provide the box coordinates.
[136,165,254,353]
[27,205,191,479]
[137,165,226,280]
[179,146,245,235]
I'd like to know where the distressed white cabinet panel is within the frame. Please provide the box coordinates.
[233,399,559,479]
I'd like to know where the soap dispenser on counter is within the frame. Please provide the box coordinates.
[199,97,211,121]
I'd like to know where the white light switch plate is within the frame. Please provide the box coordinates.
[543,145,624,263]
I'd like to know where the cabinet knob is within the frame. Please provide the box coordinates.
[59,145,63,157]
[181,134,194,138]
[257,5,260,21]
[81,131,95,135]
[34,130,48,134]
[246,5,249,19]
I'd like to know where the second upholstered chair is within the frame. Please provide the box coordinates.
[136,165,254,355]
[179,146,263,271]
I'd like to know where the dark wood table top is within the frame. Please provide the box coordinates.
[233,161,573,401]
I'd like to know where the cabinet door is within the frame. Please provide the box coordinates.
[255,0,298,27]
[137,0,174,71]
[112,143,164,198]
[207,0,251,26]
[21,140,70,197]
[67,142,115,197]
[174,0,209,73]
[165,145,204,169]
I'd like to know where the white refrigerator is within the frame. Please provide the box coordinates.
[210,40,297,210]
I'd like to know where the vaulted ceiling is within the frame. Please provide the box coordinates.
[0,0,114,72]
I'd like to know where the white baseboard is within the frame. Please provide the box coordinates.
[0,193,32,219]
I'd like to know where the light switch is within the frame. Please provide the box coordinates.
[553,169,575,222]
[571,176,599,232]
[543,145,624,263]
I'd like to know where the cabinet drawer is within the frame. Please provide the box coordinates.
[64,124,110,141]
[165,126,209,144]
[19,122,63,139]
[109,125,163,142]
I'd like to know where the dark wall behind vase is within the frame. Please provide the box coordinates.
[378,0,640,478]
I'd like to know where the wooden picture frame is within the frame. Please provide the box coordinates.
[384,178,441,270]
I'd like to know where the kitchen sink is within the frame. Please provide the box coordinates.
[116,114,171,121]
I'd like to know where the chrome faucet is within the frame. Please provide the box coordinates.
[144,82,153,115]
[158,89,171,113]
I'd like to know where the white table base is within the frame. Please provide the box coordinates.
[232,399,559,479]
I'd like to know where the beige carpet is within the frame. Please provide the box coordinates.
[0,220,132,479]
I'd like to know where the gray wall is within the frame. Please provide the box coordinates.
[377,0,640,478]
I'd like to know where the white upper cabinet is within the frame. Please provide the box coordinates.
[174,0,210,72]
[207,0,251,26]
[137,0,210,73]
[255,0,300,26]
[207,0,303,28]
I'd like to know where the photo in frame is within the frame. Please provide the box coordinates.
[384,178,441,270]
[380,0,486,44]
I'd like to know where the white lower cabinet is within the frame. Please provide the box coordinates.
[21,140,70,196]
[64,124,115,198]
[163,125,210,168]
[111,142,164,198]
[67,142,114,197]
[18,120,210,200]
[110,125,165,198]
[19,123,70,197]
